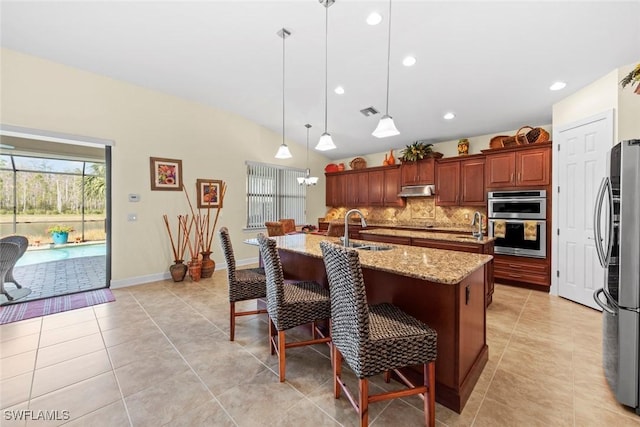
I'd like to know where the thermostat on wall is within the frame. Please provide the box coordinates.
[128,193,140,202]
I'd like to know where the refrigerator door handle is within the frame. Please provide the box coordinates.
[593,177,609,267]
[593,288,617,315]
[603,178,614,264]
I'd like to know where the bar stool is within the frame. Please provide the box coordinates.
[320,240,438,427]
[278,218,297,234]
[218,227,267,341]
[256,233,331,382]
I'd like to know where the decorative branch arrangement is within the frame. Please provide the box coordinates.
[162,214,189,262]
[179,214,200,263]
[183,180,227,253]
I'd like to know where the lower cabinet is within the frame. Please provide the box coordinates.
[493,254,550,288]
[361,233,495,306]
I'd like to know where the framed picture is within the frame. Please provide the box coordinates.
[196,179,223,208]
[150,157,183,191]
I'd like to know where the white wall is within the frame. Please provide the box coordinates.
[0,48,330,285]
[618,62,640,140]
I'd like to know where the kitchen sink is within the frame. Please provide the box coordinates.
[357,245,393,251]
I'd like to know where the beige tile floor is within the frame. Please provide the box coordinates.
[1,271,640,426]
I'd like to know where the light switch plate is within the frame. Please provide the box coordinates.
[128,193,140,202]
[127,213,137,221]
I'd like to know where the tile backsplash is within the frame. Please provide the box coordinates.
[321,198,487,228]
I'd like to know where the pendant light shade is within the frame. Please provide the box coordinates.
[316,0,337,151]
[299,124,319,185]
[275,28,293,159]
[372,0,400,138]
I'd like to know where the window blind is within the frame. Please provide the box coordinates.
[246,162,306,229]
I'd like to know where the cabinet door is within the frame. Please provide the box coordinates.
[368,170,385,206]
[401,161,419,185]
[383,168,404,207]
[485,152,516,188]
[325,173,345,207]
[346,172,369,206]
[516,147,550,186]
[416,159,435,184]
[460,158,486,206]
[345,174,359,207]
[435,161,460,206]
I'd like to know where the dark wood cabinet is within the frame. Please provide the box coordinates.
[368,170,384,206]
[345,171,369,206]
[383,167,404,207]
[493,254,549,289]
[401,159,435,186]
[325,173,345,207]
[484,143,551,189]
[435,155,485,207]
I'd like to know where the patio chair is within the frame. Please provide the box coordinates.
[0,241,32,303]
[0,235,28,289]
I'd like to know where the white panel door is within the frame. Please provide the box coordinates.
[556,111,613,309]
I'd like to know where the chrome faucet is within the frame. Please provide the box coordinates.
[344,209,367,247]
[471,211,483,240]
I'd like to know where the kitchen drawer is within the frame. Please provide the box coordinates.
[494,254,549,287]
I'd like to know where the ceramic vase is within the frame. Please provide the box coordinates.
[170,260,188,282]
[387,149,396,165]
[382,154,389,166]
[200,251,215,278]
[188,259,202,282]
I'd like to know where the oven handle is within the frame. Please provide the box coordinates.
[488,198,546,203]
[488,219,546,224]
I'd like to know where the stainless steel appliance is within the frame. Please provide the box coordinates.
[488,190,547,258]
[593,139,640,415]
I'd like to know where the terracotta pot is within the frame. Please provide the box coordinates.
[170,260,188,282]
[200,251,215,278]
[388,149,396,165]
[188,259,202,282]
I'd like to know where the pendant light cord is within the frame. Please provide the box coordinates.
[385,0,392,115]
[324,4,329,133]
[306,124,311,175]
[282,29,286,145]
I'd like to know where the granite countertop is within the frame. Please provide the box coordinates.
[247,234,492,285]
[359,228,495,245]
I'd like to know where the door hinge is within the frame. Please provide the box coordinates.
[557,228,560,236]
[556,270,560,278]
[557,144,560,151]
[557,186,560,193]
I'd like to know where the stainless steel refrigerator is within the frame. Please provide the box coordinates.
[593,139,640,414]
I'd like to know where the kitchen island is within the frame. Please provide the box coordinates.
[260,233,492,413]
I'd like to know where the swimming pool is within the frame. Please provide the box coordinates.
[16,243,107,267]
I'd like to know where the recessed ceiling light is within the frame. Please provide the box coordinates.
[366,12,382,25]
[443,112,456,120]
[402,56,416,67]
[334,86,345,95]
[549,81,567,91]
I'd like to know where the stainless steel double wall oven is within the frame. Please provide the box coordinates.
[488,190,547,258]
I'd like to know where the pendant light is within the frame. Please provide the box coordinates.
[275,28,293,159]
[372,0,400,138]
[297,124,319,185]
[315,0,337,151]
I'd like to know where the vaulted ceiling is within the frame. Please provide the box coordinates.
[2,1,639,160]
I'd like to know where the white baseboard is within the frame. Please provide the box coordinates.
[109,256,259,289]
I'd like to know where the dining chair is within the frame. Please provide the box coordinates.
[320,240,438,427]
[264,221,285,237]
[218,227,267,341]
[279,218,296,234]
[326,222,345,237]
[256,233,331,382]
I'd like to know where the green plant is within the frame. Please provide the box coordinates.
[620,63,640,89]
[46,224,74,234]
[400,141,434,162]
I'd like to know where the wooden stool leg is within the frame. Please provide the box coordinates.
[424,361,436,427]
[229,302,236,341]
[333,345,342,399]
[359,378,369,427]
[383,371,391,383]
[268,317,275,355]
[278,330,286,382]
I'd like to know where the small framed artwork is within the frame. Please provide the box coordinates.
[150,157,183,191]
[196,179,223,208]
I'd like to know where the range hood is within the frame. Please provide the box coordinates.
[398,184,436,198]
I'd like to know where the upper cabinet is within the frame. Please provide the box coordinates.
[484,143,551,189]
[345,171,369,207]
[325,173,346,207]
[369,165,404,207]
[435,155,486,206]
[400,159,435,186]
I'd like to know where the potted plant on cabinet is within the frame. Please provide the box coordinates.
[399,141,443,162]
[47,225,74,245]
[620,63,640,94]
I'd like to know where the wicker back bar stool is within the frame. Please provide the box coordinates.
[218,227,267,341]
[278,218,296,234]
[256,233,331,382]
[0,235,28,289]
[320,240,438,427]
